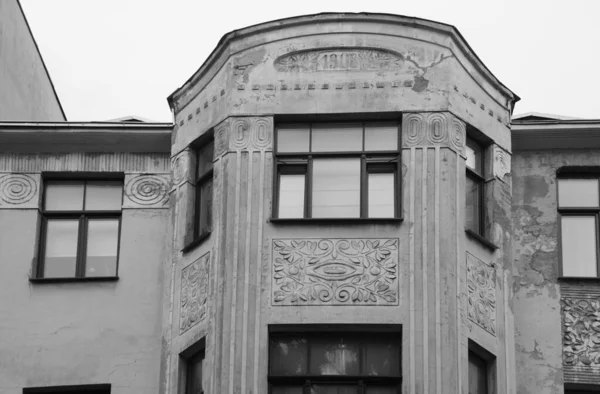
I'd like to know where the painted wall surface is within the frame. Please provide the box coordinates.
[0,152,171,393]
[0,0,65,121]
[510,150,600,393]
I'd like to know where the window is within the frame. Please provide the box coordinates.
[23,384,110,393]
[558,177,600,278]
[274,121,400,219]
[465,137,484,235]
[37,179,122,279]
[180,339,205,394]
[468,342,495,394]
[194,139,214,239]
[269,332,402,393]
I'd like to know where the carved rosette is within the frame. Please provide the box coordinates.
[493,145,511,180]
[466,252,497,335]
[272,238,399,306]
[0,173,39,208]
[402,113,464,154]
[180,252,210,334]
[123,174,170,208]
[561,297,600,369]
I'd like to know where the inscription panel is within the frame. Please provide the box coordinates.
[272,238,399,306]
[466,252,497,336]
[180,252,210,334]
[274,48,405,72]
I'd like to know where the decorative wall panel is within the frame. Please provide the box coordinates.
[272,238,399,306]
[274,48,406,72]
[180,252,210,334]
[493,145,511,180]
[0,173,40,208]
[466,252,497,335]
[402,112,465,154]
[123,173,170,208]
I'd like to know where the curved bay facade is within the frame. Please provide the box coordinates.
[165,14,518,394]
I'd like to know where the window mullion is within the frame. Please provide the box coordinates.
[307,156,313,219]
[596,213,600,278]
[361,156,367,218]
[76,215,87,278]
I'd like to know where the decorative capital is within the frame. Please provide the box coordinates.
[402,112,465,154]
[215,117,273,153]
[0,173,40,209]
[271,238,399,306]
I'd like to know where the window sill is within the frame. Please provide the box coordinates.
[465,229,498,251]
[29,276,119,284]
[558,276,600,282]
[182,231,212,254]
[269,217,403,225]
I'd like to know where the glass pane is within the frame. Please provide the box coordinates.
[272,387,304,394]
[309,337,360,375]
[269,337,308,376]
[368,173,395,218]
[561,216,598,277]
[312,123,362,152]
[468,352,488,394]
[278,125,310,152]
[310,385,358,394]
[465,176,481,234]
[45,181,84,211]
[279,174,305,218]
[312,159,360,218]
[85,181,122,211]
[197,180,213,235]
[197,140,214,176]
[558,179,599,208]
[365,338,401,376]
[187,354,203,394]
[365,123,398,151]
[466,138,482,173]
[365,388,397,394]
[85,219,119,277]
[44,219,79,278]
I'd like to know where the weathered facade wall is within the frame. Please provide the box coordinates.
[511,150,600,394]
[0,152,171,394]
[165,14,517,394]
[0,0,65,121]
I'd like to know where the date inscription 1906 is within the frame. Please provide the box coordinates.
[274,48,405,72]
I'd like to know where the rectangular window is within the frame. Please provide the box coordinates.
[181,338,205,394]
[269,332,402,393]
[468,341,495,394]
[274,121,400,219]
[465,137,484,235]
[558,177,600,278]
[195,139,214,239]
[38,179,122,279]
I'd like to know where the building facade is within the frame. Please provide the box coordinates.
[1,5,600,394]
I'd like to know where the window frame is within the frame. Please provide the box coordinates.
[180,337,206,394]
[272,120,402,221]
[34,176,123,281]
[268,330,402,393]
[465,136,485,236]
[194,138,214,240]
[557,174,600,279]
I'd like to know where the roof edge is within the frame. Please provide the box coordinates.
[167,12,519,111]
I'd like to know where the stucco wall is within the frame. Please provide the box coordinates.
[0,0,65,121]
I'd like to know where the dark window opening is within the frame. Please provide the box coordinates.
[194,139,214,240]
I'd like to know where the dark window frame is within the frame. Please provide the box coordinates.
[557,173,600,279]
[272,120,402,221]
[465,136,485,236]
[23,384,111,393]
[180,337,206,394]
[268,331,402,393]
[35,176,123,280]
[468,340,496,394]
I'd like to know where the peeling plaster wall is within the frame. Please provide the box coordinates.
[0,0,65,121]
[510,150,600,394]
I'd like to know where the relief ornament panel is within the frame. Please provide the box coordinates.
[562,297,600,368]
[272,238,399,306]
[0,173,39,208]
[466,252,497,335]
[180,252,210,334]
[123,174,170,208]
[274,48,405,72]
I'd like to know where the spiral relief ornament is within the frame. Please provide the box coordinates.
[402,113,425,147]
[124,174,169,207]
[0,174,37,206]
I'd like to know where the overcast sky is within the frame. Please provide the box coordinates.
[20,0,600,123]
